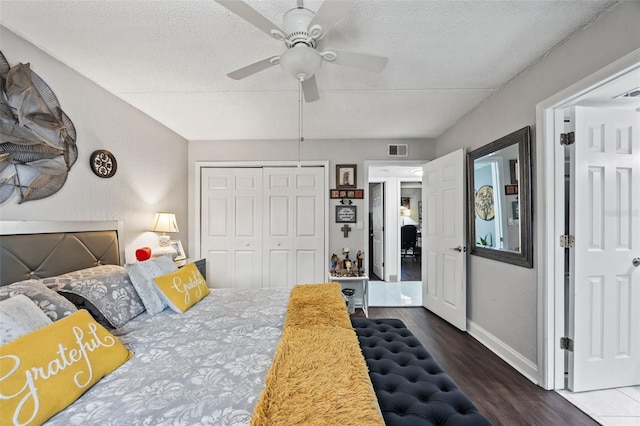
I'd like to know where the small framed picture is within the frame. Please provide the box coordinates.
[504,184,518,195]
[336,164,357,188]
[509,159,519,184]
[335,205,357,223]
[170,240,186,261]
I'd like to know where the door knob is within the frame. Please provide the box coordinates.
[452,246,463,252]
[633,257,640,267]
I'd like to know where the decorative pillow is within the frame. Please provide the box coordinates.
[125,256,178,315]
[41,264,126,291]
[57,266,145,329]
[0,309,132,425]
[153,263,209,313]
[0,280,77,321]
[0,295,53,345]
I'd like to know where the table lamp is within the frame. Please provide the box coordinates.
[151,212,179,259]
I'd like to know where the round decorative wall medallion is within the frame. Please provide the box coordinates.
[474,185,495,221]
[90,150,117,178]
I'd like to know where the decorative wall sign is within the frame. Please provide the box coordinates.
[335,205,357,223]
[336,164,357,188]
[475,185,495,221]
[330,189,364,199]
[90,150,117,178]
[0,51,78,204]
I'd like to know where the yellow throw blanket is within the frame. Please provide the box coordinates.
[251,283,384,426]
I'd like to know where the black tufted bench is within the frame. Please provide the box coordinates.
[352,318,492,426]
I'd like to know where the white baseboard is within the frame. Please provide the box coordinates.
[467,320,538,384]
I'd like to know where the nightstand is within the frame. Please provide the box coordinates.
[175,258,206,278]
[329,274,369,317]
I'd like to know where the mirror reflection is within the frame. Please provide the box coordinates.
[467,126,533,268]
[473,143,520,252]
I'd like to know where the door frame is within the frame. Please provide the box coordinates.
[364,160,428,282]
[193,160,330,272]
[536,48,640,390]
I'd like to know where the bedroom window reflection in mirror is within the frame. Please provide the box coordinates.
[467,126,533,268]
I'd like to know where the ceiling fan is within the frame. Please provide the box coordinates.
[215,0,388,102]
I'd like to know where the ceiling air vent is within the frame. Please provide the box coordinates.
[614,87,640,98]
[388,144,408,157]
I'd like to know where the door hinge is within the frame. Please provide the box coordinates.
[560,132,575,146]
[560,337,574,351]
[560,235,575,248]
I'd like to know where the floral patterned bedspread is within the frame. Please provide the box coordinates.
[47,287,291,425]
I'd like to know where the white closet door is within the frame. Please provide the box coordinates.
[292,167,325,286]
[263,167,325,288]
[568,106,640,391]
[201,168,263,289]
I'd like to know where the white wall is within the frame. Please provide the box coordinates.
[188,139,435,269]
[433,1,640,370]
[0,28,189,263]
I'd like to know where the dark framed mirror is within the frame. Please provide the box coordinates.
[467,126,533,268]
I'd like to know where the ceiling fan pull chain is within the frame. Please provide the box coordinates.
[298,78,304,143]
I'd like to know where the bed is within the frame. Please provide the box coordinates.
[0,221,490,426]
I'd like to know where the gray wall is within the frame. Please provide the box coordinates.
[188,139,435,265]
[0,27,189,262]
[433,1,640,365]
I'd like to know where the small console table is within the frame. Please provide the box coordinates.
[329,274,369,317]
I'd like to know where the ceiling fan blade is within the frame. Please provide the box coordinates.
[227,56,279,80]
[215,0,285,39]
[323,49,388,73]
[307,0,357,40]
[301,76,320,102]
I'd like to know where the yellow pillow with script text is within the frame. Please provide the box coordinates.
[153,263,210,313]
[0,309,132,426]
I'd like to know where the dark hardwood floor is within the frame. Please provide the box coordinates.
[360,307,597,426]
[401,256,421,281]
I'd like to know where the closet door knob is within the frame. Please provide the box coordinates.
[633,257,640,267]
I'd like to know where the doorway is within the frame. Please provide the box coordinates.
[400,181,422,281]
[367,163,424,307]
[538,51,640,423]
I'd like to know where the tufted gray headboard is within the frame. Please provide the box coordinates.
[0,221,124,286]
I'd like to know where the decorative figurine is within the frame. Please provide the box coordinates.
[356,250,364,274]
[331,253,339,272]
[344,254,352,271]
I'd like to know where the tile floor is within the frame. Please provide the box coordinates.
[557,386,640,426]
[368,280,422,307]
[368,280,640,426]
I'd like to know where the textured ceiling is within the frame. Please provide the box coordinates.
[0,0,617,141]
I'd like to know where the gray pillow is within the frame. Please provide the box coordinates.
[0,280,77,321]
[125,257,178,315]
[41,264,128,291]
[57,266,145,328]
[0,294,53,344]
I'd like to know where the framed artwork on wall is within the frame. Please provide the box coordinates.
[335,205,357,223]
[401,197,410,209]
[336,164,357,188]
[330,189,364,199]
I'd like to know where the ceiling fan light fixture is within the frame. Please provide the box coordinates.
[280,45,322,81]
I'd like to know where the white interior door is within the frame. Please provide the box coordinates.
[201,168,263,289]
[263,167,325,288]
[422,149,467,331]
[568,106,640,391]
[372,182,384,279]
